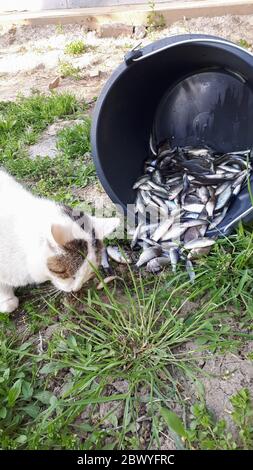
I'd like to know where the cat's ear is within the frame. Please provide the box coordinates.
[91,216,120,240]
[51,224,73,247]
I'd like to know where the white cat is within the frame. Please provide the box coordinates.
[0,169,119,313]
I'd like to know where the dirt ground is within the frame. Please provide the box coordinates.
[1,14,253,447]
[1,15,253,102]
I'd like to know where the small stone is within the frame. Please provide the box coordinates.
[49,76,60,90]
[98,23,133,38]
[30,62,46,73]
[133,25,147,39]
[112,379,129,394]
[89,69,101,78]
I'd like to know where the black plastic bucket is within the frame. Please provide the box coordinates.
[91,34,253,235]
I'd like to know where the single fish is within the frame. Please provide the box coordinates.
[149,134,157,156]
[188,246,212,259]
[101,247,110,271]
[197,186,209,204]
[107,246,131,264]
[215,185,232,211]
[146,256,171,273]
[183,203,205,213]
[215,182,230,196]
[97,276,122,290]
[169,247,180,272]
[185,194,202,205]
[168,185,183,201]
[184,226,200,244]
[151,218,174,242]
[152,170,163,184]
[198,224,208,237]
[131,223,144,249]
[161,223,187,241]
[184,237,215,250]
[208,207,228,230]
[182,219,207,228]
[148,181,168,194]
[133,175,150,189]
[185,259,195,283]
[206,195,215,218]
[136,246,162,267]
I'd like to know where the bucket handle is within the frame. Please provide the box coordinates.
[125,37,253,65]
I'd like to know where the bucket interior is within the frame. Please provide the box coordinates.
[93,40,253,224]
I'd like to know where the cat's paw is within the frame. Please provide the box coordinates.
[0,296,19,313]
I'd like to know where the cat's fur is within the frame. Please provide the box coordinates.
[0,169,119,313]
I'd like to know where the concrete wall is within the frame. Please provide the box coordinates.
[0,0,178,12]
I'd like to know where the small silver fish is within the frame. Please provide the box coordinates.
[197,186,209,204]
[206,196,215,218]
[168,185,183,200]
[185,259,195,283]
[107,246,131,264]
[101,247,110,270]
[136,246,162,267]
[184,237,215,250]
[215,182,230,196]
[161,223,187,241]
[169,247,179,273]
[188,246,212,260]
[183,203,205,213]
[97,276,122,290]
[130,223,141,249]
[184,227,200,244]
[215,185,232,211]
[152,218,174,242]
[198,224,208,237]
[146,256,171,273]
[133,175,150,189]
[148,181,168,195]
[208,207,228,230]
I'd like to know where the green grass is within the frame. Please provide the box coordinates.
[238,39,252,49]
[64,40,87,56]
[0,270,237,449]
[147,0,166,32]
[58,60,81,80]
[0,92,253,449]
[0,91,96,203]
[161,388,253,450]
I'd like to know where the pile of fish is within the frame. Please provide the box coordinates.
[131,139,252,280]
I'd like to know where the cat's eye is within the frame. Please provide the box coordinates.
[47,257,67,275]
[49,267,66,274]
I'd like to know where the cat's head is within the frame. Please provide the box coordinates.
[46,209,119,293]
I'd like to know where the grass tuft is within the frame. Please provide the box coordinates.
[64,40,87,56]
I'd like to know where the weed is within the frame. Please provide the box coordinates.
[238,39,252,49]
[58,60,81,80]
[147,1,166,32]
[64,40,87,56]
[161,388,253,450]
[57,120,91,159]
[55,24,64,35]
[230,388,253,448]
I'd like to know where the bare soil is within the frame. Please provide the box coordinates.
[1,15,253,102]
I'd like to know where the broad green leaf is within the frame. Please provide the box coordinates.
[35,391,54,405]
[0,407,7,419]
[160,408,187,438]
[23,404,40,419]
[15,435,27,444]
[39,363,60,374]
[22,381,33,400]
[8,379,22,407]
